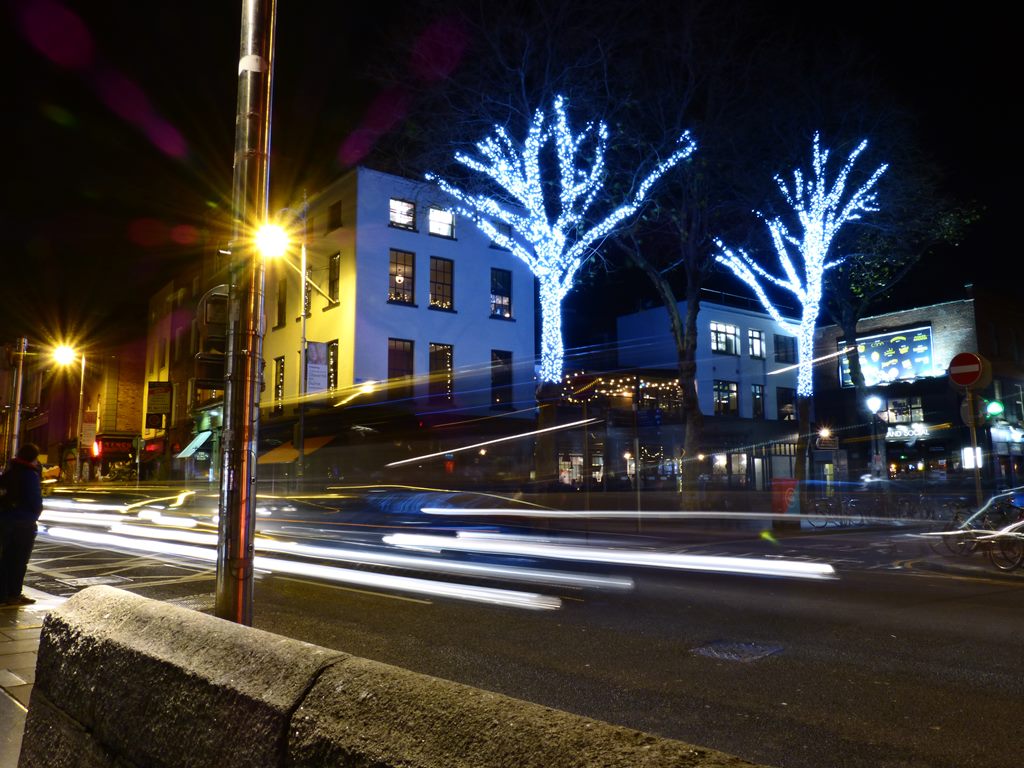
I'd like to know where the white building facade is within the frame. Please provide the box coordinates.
[260,167,536,439]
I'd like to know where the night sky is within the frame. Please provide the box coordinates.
[1,1,1011,349]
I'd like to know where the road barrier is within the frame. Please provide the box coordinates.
[21,586,767,768]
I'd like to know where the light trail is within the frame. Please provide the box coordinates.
[385,418,598,467]
[44,526,562,610]
[104,523,632,592]
[383,532,837,580]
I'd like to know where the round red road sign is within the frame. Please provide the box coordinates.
[948,352,984,387]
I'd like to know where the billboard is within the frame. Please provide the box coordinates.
[839,326,936,387]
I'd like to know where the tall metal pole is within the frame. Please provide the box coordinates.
[296,192,307,482]
[217,0,277,625]
[74,354,86,482]
[965,387,984,507]
[9,337,27,462]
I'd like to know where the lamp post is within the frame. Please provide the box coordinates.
[7,337,28,463]
[54,345,87,483]
[866,394,883,479]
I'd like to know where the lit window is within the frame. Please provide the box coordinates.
[711,322,740,355]
[428,207,454,238]
[490,268,512,318]
[429,343,454,401]
[748,329,766,359]
[389,198,416,230]
[751,384,764,419]
[429,257,454,310]
[713,380,738,416]
[776,387,796,420]
[388,249,415,304]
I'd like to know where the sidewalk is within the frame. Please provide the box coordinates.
[0,587,65,768]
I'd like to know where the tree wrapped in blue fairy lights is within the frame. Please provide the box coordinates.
[715,133,887,397]
[428,95,696,383]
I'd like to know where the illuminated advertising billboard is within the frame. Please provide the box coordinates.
[838,326,936,387]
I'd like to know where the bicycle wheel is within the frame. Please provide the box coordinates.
[808,500,829,528]
[987,534,1024,571]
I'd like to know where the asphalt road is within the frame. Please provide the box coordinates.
[26,485,1024,768]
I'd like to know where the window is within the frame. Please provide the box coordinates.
[490,268,512,318]
[749,329,766,359]
[327,200,342,230]
[275,277,287,327]
[752,384,765,419]
[429,257,454,310]
[776,387,796,421]
[490,221,512,249]
[429,343,454,401]
[886,396,924,424]
[387,338,414,399]
[774,334,797,363]
[302,266,312,317]
[388,249,415,304]
[713,380,738,416]
[491,350,513,408]
[327,340,338,391]
[273,356,285,414]
[328,253,340,303]
[710,322,740,355]
[428,207,454,238]
[389,198,415,230]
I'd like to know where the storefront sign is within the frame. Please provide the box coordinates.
[839,326,936,387]
[885,422,929,441]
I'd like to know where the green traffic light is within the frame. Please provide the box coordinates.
[986,400,1005,417]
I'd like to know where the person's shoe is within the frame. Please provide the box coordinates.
[12,595,36,605]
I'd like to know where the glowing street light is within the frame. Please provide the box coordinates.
[53,345,87,483]
[255,223,288,258]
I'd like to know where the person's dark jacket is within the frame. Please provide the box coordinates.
[0,458,44,524]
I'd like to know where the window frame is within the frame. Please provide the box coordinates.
[748,329,766,359]
[710,322,740,356]
[388,198,416,231]
[273,356,285,414]
[490,349,513,408]
[713,379,739,416]
[328,252,340,303]
[490,267,513,319]
[751,383,765,419]
[429,256,455,311]
[428,342,454,401]
[387,338,414,399]
[774,334,797,364]
[388,249,416,305]
[327,200,342,231]
[776,386,796,421]
[274,276,287,328]
[428,207,455,238]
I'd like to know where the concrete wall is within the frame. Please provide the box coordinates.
[21,586,767,768]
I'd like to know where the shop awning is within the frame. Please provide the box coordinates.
[175,430,212,459]
[257,435,333,465]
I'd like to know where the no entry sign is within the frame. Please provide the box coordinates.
[948,352,987,388]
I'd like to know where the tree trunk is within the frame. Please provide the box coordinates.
[533,381,561,488]
[795,393,811,517]
[538,280,565,385]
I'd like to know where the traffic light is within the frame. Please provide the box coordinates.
[985,399,1005,418]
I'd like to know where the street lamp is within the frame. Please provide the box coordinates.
[866,394,883,479]
[54,345,86,483]
[258,198,310,483]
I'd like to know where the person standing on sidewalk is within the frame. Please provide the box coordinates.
[0,442,44,606]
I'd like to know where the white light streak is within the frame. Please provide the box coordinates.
[386,418,597,467]
[44,527,562,610]
[383,533,836,580]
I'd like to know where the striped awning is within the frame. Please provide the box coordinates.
[257,435,333,465]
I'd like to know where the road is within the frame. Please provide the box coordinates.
[26,483,1024,768]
